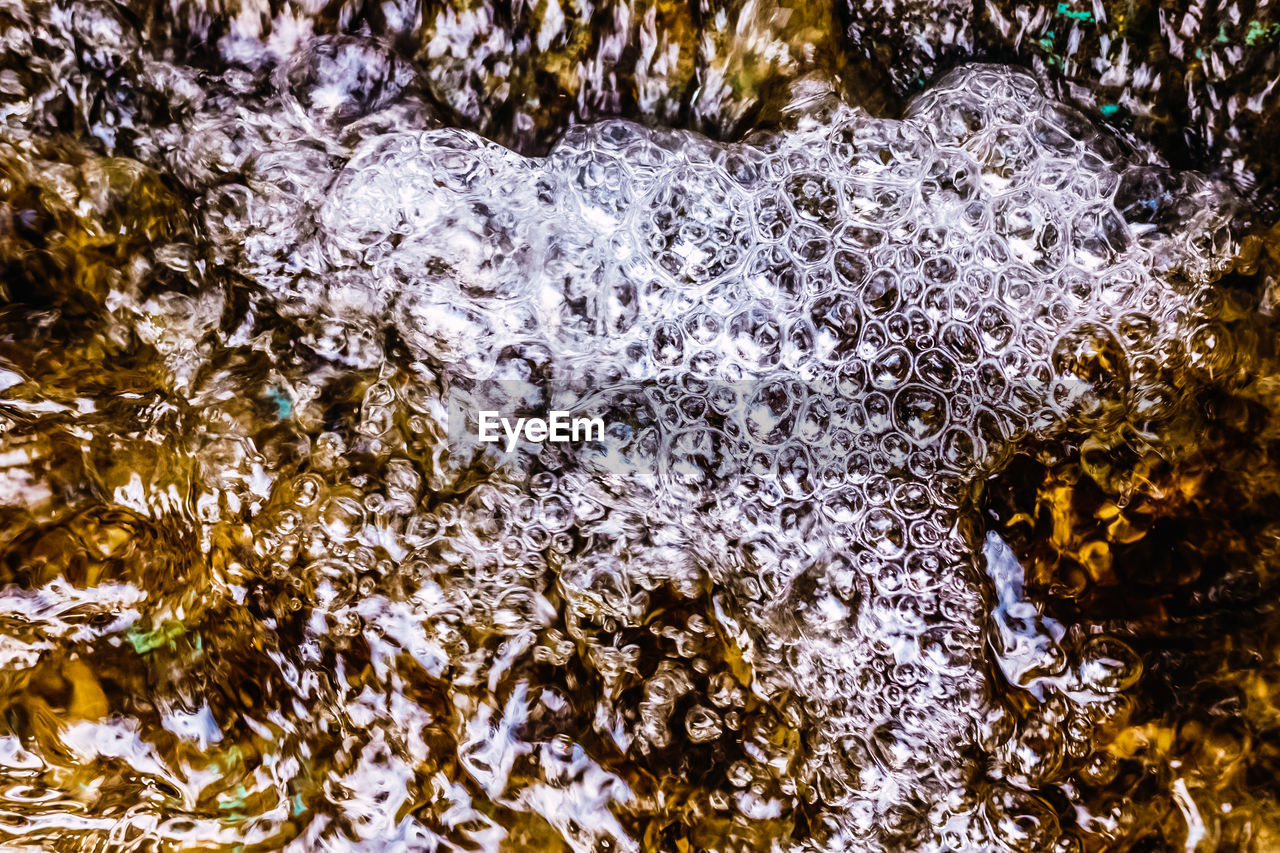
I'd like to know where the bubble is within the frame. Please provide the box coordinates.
[279,36,414,131]
[685,705,724,743]
[981,786,1061,853]
[1051,324,1130,425]
[894,386,949,443]
[1076,636,1143,695]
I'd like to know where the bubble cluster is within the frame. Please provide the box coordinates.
[190,62,1239,850]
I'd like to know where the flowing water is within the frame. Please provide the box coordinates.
[0,1,1279,851]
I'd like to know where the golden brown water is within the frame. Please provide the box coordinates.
[0,2,1279,852]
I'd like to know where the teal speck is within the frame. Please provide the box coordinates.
[1100,104,1119,117]
[269,387,292,419]
[1055,2,1093,22]
[218,786,249,811]
[127,620,184,655]
[1245,21,1280,46]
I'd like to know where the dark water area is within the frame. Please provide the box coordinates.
[0,1,1278,851]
